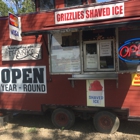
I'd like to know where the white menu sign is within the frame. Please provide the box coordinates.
[100,41,111,56]
[86,54,97,68]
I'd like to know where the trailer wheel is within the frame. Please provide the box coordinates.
[51,108,75,129]
[93,111,120,134]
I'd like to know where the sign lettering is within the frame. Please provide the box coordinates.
[119,38,140,63]
[9,13,22,41]
[55,3,124,24]
[0,66,46,93]
[2,44,42,61]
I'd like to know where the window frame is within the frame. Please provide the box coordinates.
[39,0,55,11]
[83,39,115,72]
[50,32,82,74]
[65,0,83,7]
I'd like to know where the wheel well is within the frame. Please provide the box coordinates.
[41,104,129,120]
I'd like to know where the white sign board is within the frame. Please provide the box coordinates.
[0,66,46,93]
[2,44,42,61]
[9,13,22,41]
[87,80,105,107]
[100,41,111,56]
[51,46,81,73]
[86,54,97,68]
[55,3,124,24]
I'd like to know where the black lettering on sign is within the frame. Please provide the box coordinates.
[22,69,32,83]
[23,84,45,92]
[12,69,21,83]
[1,84,4,91]
[1,69,10,83]
[33,68,44,83]
[0,84,17,91]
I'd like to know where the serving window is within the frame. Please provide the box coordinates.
[50,32,81,73]
[50,28,116,74]
[83,28,115,72]
[83,40,115,71]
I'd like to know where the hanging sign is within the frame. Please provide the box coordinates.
[9,13,22,41]
[55,3,124,24]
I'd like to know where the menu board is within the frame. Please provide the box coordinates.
[51,46,81,73]
[100,41,111,56]
[86,54,97,69]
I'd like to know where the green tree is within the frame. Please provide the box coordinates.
[5,0,35,14]
[0,0,14,16]
[19,0,35,14]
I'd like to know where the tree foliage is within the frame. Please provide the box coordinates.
[10,0,35,14]
[19,0,35,14]
[0,0,35,16]
[0,0,14,16]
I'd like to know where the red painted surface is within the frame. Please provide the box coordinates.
[20,0,140,33]
[0,32,140,117]
[0,0,140,118]
[55,0,64,9]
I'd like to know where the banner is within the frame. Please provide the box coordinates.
[55,3,124,24]
[2,44,42,61]
[9,13,22,41]
[0,66,46,93]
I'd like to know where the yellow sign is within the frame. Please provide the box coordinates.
[132,73,140,86]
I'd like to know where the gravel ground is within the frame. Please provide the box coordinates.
[0,113,140,140]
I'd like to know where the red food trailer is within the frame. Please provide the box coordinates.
[0,0,140,133]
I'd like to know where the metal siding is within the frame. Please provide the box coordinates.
[125,0,140,17]
[105,74,140,117]
[0,0,140,116]
[19,0,140,32]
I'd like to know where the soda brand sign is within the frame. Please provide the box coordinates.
[55,3,124,24]
[9,13,22,41]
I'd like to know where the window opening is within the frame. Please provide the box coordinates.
[65,0,83,7]
[50,32,81,73]
[118,24,140,72]
[40,0,55,11]
[99,41,114,69]
[83,40,115,71]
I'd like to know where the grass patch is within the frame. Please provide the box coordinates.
[28,127,38,134]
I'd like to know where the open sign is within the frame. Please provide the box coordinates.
[0,66,47,93]
[119,38,140,63]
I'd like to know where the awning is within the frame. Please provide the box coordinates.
[21,16,140,36]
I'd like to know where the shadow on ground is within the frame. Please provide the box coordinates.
[1,112,140,140]
[9,112,140,135]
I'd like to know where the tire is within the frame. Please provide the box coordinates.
[93,111,120,134]
[51,108,75,129]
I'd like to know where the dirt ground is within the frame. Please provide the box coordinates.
[0,113,140,140]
